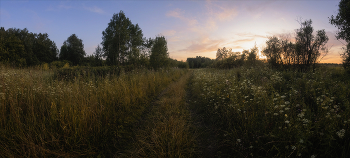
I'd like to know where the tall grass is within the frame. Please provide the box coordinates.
[0,65,187,157]
[122,71,197,157]
[189,65,350,157]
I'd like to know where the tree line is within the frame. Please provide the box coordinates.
[0,27,58,67]
[262,19,329,71]
[0,10,188,70]
[205,18,331,71]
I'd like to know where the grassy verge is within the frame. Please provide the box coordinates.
[189,66,350,157]
[122,71,197,158]
[0,65,187,157]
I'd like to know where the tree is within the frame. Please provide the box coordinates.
[330,0,350,72]
[150,36,169,70]
[93,44,104,66]
[59,34,85,65]
[263,19,328,70]
[295,19,328,70]
[262,36,283,67]
[102,10,143,66]
[247,43,258,66]
[0,27,58,66]
[33,33,58,64]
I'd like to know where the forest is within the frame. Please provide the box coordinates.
[1,0,350,157]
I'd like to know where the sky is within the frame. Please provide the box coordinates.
[0,0,346,63]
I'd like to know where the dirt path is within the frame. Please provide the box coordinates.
[186,72,220,158]
[118,71,197,158]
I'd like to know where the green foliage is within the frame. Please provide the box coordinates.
[189,66,350,157]
[49,60,71,69]
[213,45,258,69]
[59,34,86,65]
[186,56,214,68]
[330,0,350,42]
[102,10,144,66]
[0,27,58,67]
[330,0,350,73]
[342,43,350,73]
[53,65,136,81]
[150,36,169,70]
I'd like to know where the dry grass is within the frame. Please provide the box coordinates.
[122,71,197,158]
[0,65,187,157]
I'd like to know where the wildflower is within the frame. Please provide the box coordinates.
[311,155,316,158]
[303,119,309,124]
[285,107,290,111]
[285,114,288,117]
[274,105,279,109]
[279,110,284,113]
[291,146,296,150]
[336,129,345,138]
[285,101,290,105]
[280,104,286,108]
[0,93,4,100]
[273,98,278,101]
[237,139,241,143]
[299,139,304,143]
[281,95,286,99]
[273,113,278,116]
[285,120,290,124]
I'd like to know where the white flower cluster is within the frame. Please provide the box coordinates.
[336,129,345,138]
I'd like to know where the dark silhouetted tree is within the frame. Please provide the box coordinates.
[295,19,328,70]
[59,34,85,65]
[330,0,350,72]
[0,27,58,66]
[93,44,104,66]
[150,36,169,70]
[102,10,143,66]
[247,43,258,66]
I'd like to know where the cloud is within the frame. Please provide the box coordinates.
[58,4,72,10]
[179,37,225,54]
[236,32,268,39]
[166,8,197,26]
[84,6,106,14]
[163,30,176,36]
[46,3,72,11]
[214,5,238,21]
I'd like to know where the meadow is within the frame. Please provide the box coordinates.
[0,65,188,157]
[1,64,350,157]
[189,65,350,157]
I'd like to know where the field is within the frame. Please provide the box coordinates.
[1,64,350,157]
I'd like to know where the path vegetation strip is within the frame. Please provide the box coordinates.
[121,71,197,158]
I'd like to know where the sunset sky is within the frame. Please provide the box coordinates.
[1,0,346,63]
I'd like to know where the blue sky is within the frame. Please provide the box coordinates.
[0,0,345,63]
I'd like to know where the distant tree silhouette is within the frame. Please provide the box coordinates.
[150,36,169,70]
[263,19,328,71]
[59,34,86,65]
[93,44,104,66]
[0,27,58,67]
[330,0,350,72]
[102,10,144,66]
[186,56,213,68]
[295,19,328,70]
